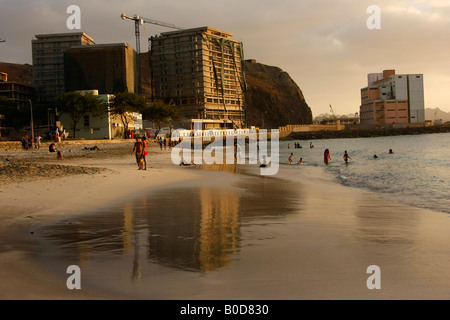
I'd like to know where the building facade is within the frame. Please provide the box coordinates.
[150,26,246,129]
[32,32,95,103]
[360,70,425,125]
[64,43,138,95]
[0,73,34,108]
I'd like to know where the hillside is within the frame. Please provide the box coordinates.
[0,62,33,85]
[426,108,450,122]
[244,60,312,128]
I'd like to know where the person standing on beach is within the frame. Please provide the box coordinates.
[35,135,41,150]
[324,149,331,165]
[131,136,144,170]
[141,136,148,170]
[343,150,351,164]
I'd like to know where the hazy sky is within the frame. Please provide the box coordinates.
[1,0,449,116]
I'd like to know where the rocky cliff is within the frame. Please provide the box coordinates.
[244,60,312,128]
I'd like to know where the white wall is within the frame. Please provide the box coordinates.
[408,74,425,123]
[392,75,408,100]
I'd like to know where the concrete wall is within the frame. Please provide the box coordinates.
[408,74,425,123]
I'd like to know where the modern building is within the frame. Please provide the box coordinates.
[0,72,34,108]
[360,69,425,125]
[150,26,246,129]
[64,43,138,95]
[32,32,95,103]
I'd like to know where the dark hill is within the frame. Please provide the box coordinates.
[0,62,33,85]
[244,60,312,128]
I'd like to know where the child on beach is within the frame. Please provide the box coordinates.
[324,149,331,165]
[343,150,351,164]
[288,153,294,164]
[35,136,41,150]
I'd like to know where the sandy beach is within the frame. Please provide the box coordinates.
[0,139,205,299]
[0,139,449,300]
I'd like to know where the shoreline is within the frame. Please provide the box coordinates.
[285,125,450,141]
[0,140,449,299]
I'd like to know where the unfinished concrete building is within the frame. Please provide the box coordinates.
[150,26,246,129]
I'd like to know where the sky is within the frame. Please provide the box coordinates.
[1,0,449,117]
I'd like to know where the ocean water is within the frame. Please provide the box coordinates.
[280,132,450,214]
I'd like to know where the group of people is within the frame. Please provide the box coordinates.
[288,142,303,149]
[288,143,394,166]
[50,128,67,142]
[131,135,149,170]
[288,153,305,165]
[21,134,43,150]
[157,136,182,150]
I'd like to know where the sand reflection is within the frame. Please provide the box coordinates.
[40,174,301,276]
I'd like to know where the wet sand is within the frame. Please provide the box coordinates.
[0,140,449,299]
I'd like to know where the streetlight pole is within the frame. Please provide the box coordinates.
[29,99,34,145]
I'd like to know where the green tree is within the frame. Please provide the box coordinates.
[110,92,147,138]
[141,100,182,137]
[0,96,28,130]
[56,91,106,138]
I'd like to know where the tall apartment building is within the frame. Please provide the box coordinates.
[360,70,425,125]
[32,32,95,103]
[64,43,138,94]
[150,26,246,129]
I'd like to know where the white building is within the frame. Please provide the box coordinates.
[60,90,142,139]
[360,70,425,125]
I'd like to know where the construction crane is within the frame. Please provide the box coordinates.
[121,13,184,95]
[329,104,337,121]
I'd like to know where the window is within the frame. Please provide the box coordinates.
[84,115,90,127]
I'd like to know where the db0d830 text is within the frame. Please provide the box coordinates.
[224,305,269,315]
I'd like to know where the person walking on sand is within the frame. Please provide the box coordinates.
[288,153,294,164]
[343,150,351,164]
[35,135,41,150]
[131,136,144,170]
[324,149,331,165]
[141,136,148,170]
